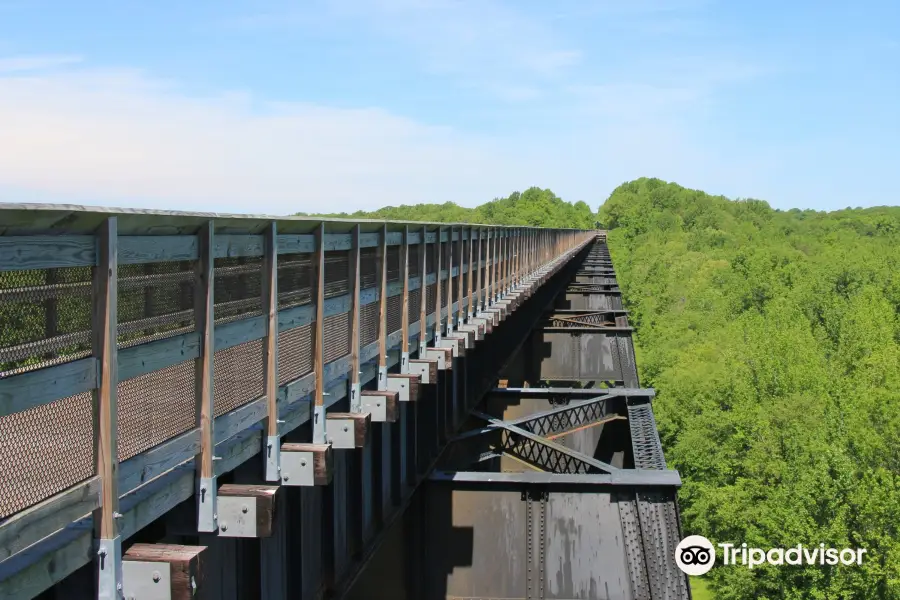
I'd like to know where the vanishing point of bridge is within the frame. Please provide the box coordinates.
[0,206,688,599]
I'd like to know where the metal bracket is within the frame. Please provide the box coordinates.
[217,495,258,538]
[97,536,123,600]
[281,449,316,486]
[349,381,362,412]
[400,351,410,374]
[265,435,281,482]
[361,395,388,422]
[328,418,357,449]
[312,405,327,444]
[377,366,388,391]
[122,560,171,600]
[197,476,218,532]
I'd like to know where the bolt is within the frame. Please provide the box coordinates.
[300,460,307,467]
[343,426,349,432]
[152,571,161,583]
[283,475,290,481]
[221,523,227,532]
[241,505,248,514]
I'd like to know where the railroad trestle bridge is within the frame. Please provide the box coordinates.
[0,206,689,600]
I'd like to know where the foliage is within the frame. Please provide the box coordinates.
[600,178,900,599]
[299,187,599,229]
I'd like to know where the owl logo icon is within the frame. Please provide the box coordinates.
[675,535,716,576]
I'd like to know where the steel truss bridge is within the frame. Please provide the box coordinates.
[0,205,688,599]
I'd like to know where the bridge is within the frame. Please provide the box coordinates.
[0,205,688,599]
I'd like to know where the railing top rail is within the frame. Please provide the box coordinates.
[0,202,595,236]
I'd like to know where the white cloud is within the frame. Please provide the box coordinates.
[0,63,539,213]
[0,54,83,73]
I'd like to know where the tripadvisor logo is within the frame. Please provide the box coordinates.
[675,535,867,576]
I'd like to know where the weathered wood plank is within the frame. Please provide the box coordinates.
[119,235,198,264]
[92,217,119,540]
[213,234,264,258]
[0,477,100,562]
[0,358,97,417]
[118,333,200,381]
[0,235,95,271]
[277,234,315,254]
[118,428,200,495]
[195,220,216,532]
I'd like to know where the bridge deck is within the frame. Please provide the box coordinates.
[0,205,603,599]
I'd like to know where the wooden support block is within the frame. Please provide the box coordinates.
[386,373,421,402]
[470,316,491,335]
[326,412,371,449]
[477,310,499,327]
[361,389,399,421]
[458,323,483,341]
[216,484,279,538]
[438,336,464,358]
[409,358,438,384]
[280,443,332,486]
[123,543,206,600]
[426,347,452,370]
[454,327,476,348]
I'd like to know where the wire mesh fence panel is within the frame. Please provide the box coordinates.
[360,302,380,348]
[360,248,378,290]
[386,246,401,283]
[408,289,422,328]
[213,338,264,417]
[117,358,196,461]
[278,253,313,309]
[214,257,264,325]
[386,295,402,335]
[0,266,93,377]
[0,391,94,518]
[408,244,420,278]
[323,311,350,364]
[426,283,437,316]
[278,324,314,385]
[117,261,196,349]
[324,251,350,299]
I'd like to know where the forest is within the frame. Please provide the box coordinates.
[300,186,599,229]
[332,178,899,599]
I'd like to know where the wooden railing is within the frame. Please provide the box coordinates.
[0,203,598,596]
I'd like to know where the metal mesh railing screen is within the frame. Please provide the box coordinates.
[0,266,93,377]
[214,257,263,324]
[360,302,380,348]
[278,324,314,385]
[117,358,196,461]
[408,245,420,277]
[0,391,94,518]
[324,251,350,298]
[117,261,195,349]
[323,312,350,364]
[408,289,421,326]
[360,248,378,289]
[213,339,264,416]
[278,253,313,309]
[386,247,401,283]
[386,295,403,335]
[426,283,437,316]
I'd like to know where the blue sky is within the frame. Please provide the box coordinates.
[0,0,897,214]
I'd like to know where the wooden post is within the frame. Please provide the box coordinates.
[93,217,122,598]
[195,220,217,533]
[401,226,410,373]
[466,226,474,320]
[263,221,280,482]
[492,228,500,303]
[446,226,454,336]
[484,228,492,307]
[434,227,443,344]
[475,228,483,313]
[349,224,362,410]
[457,227,464,328]
[418,226,428,357]
[313,222,327,444]
[377,224,388,390]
